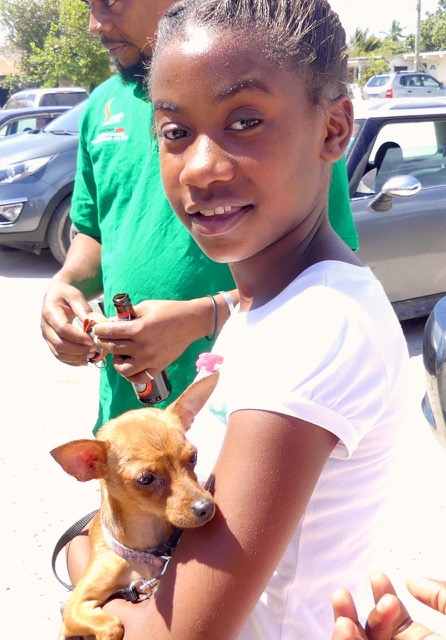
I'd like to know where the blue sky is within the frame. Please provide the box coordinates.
[330,0,440,39]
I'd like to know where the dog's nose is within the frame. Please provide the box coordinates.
[191,497,215,520]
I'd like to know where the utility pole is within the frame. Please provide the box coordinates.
[415,0,421,71]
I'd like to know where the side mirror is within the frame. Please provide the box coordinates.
[369,175,422,212]
[422,296,446,448]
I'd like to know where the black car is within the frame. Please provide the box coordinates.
[0,101,85,264]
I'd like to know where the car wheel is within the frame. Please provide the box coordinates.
[47,195,77,264]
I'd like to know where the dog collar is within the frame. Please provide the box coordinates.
[101,521,171,568]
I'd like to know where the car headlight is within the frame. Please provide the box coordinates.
[0,155,54,185]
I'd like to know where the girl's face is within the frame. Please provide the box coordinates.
[151,26,350,264]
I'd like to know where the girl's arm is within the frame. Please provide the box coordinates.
[106,409,338,639]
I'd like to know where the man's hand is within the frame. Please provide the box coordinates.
[40,234,103,366]
[41,281,99,365]
[332,573,446,640]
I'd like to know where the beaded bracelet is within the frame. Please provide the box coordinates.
[205,294,219,342]
[218,290,235,314]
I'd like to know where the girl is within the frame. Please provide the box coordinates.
[98,0,410,637]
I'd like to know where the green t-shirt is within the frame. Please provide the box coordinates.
[71,75,358,433]
[329,155,358,251]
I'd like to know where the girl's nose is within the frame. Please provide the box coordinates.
[179,136,234,189]
[89,7,113,37]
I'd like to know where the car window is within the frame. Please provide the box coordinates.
[41,93,58,107]
[4,95,33,109]
[367,75,390,87]
[421,75,441,88]
[44,101,85,133]
[401,75,423,88]
[41,92,87,107]
[0,115,51,137]
[354,119,446,195]
[346,120,364,155]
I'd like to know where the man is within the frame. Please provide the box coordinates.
[41,0,358,434]
[332,572,446,639]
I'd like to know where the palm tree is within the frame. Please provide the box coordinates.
[349,28,382,55]
[381,20,406,42]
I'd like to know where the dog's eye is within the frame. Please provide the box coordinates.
[189,451,197,466]
[136,473,156,487]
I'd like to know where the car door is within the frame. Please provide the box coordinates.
[350,117,446,309]
[420,74,446,96]
[395,74,425,98]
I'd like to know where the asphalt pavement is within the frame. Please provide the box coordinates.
[1,246,446,638]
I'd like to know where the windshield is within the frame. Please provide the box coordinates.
[44,100,87,134]
[367,75,390,88]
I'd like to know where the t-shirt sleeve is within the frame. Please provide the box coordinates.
[70,111,101,239]
[221,289,388,458]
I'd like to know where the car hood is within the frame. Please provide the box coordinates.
[0,130,78,164]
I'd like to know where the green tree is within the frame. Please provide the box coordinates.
[349,28,382,56]
[30,0,111,88]
[0,0,59,87]
[360,59,391,85]
[0,0,111,90]
[0,0,58,58]
[420,8,446,51]
[381,20,406,43]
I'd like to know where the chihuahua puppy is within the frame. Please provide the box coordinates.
[51,373,218,640]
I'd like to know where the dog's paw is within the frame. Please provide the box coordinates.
[94,625,124,640]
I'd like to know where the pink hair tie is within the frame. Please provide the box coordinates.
[196,353,224,374]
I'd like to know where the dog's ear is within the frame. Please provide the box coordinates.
[166,372,219,431]
[50,439,108,482]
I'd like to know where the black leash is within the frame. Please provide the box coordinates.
[51,510,98,591]
[51,511,183,602]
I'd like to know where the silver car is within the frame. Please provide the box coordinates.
[348,98,446,320]
[362,71,446,100]
[3,87,88,110]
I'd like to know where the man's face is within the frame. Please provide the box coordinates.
[86,0,175,69]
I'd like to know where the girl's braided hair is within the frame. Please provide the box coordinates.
[150,0,348,105]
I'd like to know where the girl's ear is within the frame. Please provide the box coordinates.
[321,95,353,162]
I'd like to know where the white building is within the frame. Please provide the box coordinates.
[348,51,446,86]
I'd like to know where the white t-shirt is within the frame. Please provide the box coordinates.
[188,261,410,639]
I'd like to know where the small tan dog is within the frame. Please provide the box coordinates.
[51,373,218,640]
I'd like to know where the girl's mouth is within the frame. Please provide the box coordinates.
[188,205,252,235]
[200,205,236,216]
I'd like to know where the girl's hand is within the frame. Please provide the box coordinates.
[92,297,222,382]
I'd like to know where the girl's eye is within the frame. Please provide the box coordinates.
[229,118,261,131]
[104,0,117,6]
[160,126,189,141]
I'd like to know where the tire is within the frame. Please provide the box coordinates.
[47,195,77,264]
